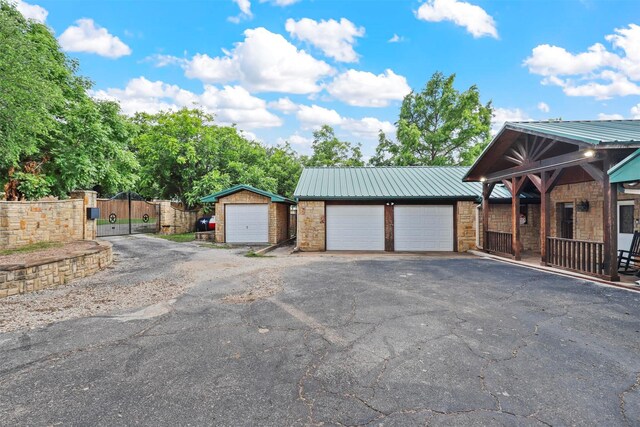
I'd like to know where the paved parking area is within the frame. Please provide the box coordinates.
[1,236,639,426]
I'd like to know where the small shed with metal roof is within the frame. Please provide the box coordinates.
[293,166,525,253]
[201,185,295,245]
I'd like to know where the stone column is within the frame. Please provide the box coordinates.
[70,190,98,240]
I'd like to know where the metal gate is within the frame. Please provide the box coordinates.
[97,192,160,237]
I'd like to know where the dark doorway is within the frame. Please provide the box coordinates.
[559,203,574,239]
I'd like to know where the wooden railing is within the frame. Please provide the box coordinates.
[485,231,513,256]
[546,237,604,276]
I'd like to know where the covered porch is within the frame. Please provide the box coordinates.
[465,120,640,282]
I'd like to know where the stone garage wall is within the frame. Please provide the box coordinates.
[456,201,478,252]
[213,190,269,244]
[0,190,97,250]
[296,201,325,251]
[0,241,112,299]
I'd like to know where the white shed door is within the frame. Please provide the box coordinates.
[394,205,454,251]
[225,204,268,243]
[326,205,384,251]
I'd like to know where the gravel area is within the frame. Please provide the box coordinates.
[0,241,98,266]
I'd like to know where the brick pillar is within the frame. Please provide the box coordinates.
[70,190,97,240]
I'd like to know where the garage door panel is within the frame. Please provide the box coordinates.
[394,205,453,251]
[226,204,268,243]
[326,205,384,251]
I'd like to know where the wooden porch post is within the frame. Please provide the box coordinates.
[540,171,550,265]
[512,177,521,260]
[482,182,492,251]
[603,156,620,281]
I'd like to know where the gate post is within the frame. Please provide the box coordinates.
[70,190,98,240]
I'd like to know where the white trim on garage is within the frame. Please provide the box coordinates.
[326,205,385,251]
[394,205,454,251]
[225,204,269,243]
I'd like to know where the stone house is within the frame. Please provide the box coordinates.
[201,185,294,245]
[293,166,527,253]
[465,119,640,281]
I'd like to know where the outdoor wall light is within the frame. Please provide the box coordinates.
[583,149,595,158]
[480,177,487,182]
[577,200,590,212]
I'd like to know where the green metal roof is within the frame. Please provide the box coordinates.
[609,148,640,184]
[294,166,518,200]
[504,120,640,146]
[200,184,295,204]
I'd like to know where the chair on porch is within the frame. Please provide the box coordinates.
[618,231,640,276]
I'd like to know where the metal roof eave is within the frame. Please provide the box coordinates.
[201,184,295,204]
[608,148,640,184]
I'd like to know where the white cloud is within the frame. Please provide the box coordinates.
[597,113,625,120]
[93,77,282,129]
[277,133,313,147]
[524,24,640,99]
[632,104,640,119]
[326,69,411,107]
[296,104,395,141]
[491,107,531,134]
[297,104,343,129]
[415,0,498,39]
[285,17,365,63]
[537,102,550,113]
[144,54,186,68]
[183,28,333,94]
[229,0,252,23]
[14,0,47,23]
[341,117,395,139]
[59,19,132,59]
[388,34,404,43]
[268,97,298,114]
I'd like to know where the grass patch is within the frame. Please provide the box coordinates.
[153,233,195,243]
[0,241,63,256]
[245,250,273,258]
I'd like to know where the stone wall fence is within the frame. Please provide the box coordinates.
[155,200,199,235]
[0,190,97,250]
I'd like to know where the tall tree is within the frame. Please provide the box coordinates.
[369,72,492,166]
[304,125,364,167]
[0,1,138,199]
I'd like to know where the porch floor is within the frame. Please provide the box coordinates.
[471,250,640,290]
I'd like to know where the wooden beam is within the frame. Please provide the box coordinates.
[527,174,543,193]
[580,163,605,182]
[501,179,513,194]
[540,171,551,265]
[545,167,565,193]
[384,204,394,252]
[512,177,521,260]
[513,175,528,194]
[482,182,495,250]
[602,155,620,281]
[485,150,601,182]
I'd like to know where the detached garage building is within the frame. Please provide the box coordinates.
[294,167,514,252]
[201,185,294,245]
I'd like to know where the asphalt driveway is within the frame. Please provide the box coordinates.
[1,236,639,426]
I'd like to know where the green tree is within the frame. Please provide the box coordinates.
[370,72,492,166]
[304,125,364,167]
[133,109,303,208]
[0,1,138,199]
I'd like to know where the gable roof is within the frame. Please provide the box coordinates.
[501,120,640,146]
[609,148,640,184]
[200,184,294,204]
[294,166,521,200]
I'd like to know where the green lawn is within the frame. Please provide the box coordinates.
[152,232,195,242]
[0,241,63,256]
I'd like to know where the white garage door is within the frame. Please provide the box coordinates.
[225,204,269,243]
[326,205,384,251]
[394,205,453,251]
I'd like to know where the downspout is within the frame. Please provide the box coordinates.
[475,203,482,249]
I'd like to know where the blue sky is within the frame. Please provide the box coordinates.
[14,0,640,156]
